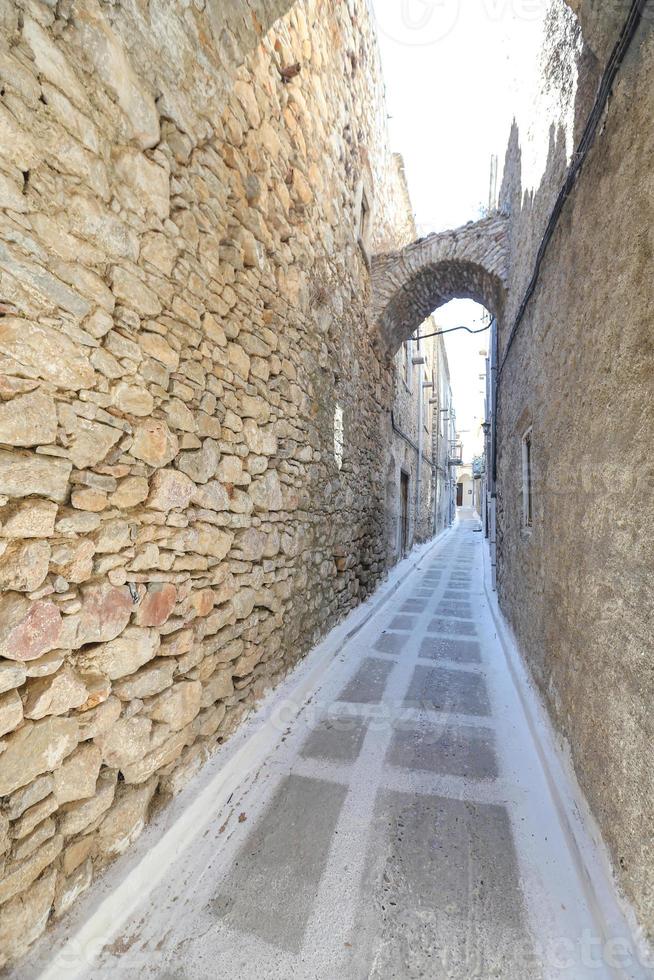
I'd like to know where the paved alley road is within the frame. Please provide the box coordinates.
[28,515,646,980]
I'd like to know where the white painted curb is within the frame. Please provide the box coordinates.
[481,540,652,980]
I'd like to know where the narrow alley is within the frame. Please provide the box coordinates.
[0,0,652,973]
[19,515,644,979]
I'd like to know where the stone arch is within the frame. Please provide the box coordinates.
[371,215,510,353]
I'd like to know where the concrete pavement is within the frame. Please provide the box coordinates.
[20,513,649,979]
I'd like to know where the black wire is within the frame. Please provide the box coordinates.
[416,323,492,342]
[499,0,649,377]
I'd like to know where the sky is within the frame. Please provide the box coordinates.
[371,0,549,462]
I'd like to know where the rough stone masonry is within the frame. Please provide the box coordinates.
[0,0,428,963]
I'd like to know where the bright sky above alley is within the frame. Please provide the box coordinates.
[372,0,549,461]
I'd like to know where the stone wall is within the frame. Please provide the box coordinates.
[495,0,654,939]
[0,0,431,963]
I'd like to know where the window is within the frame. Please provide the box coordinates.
[521,427,533,528]
[354,176,373,265]
[402,338,412,389]
[334,404,344,470]
[358,188,371,243]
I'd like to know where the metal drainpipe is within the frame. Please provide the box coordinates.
[415,362,423,544]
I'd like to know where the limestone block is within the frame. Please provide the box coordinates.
[131,419,178,468]
[159,628,194,657]
[134,583,177,627]
[0,319,94,390]
[0,833,62,906]
[76,695,121,741]
[0,867,56,968]
[12,817,56,862]
[0,500,57,539]
[68,193,139,260]
[216,455,249,486]
[231,588,257,621]
[0,540,50,592]
[0,661,26,695]
[74,0,160,149]
[115,148,170,220]
[75,583,134,646]
[23,666,88,720]
[233,527,267,561]
[190,480,230,511]
[227,342,250,379]
[200,668,234,708]
[0,451,72,503]
[26,650,66,678]
[96,778,157,857]
[110,476,149,508]
[249,469,283,511]
[120,728,187,784]
[147,469,194,511]
[9,795,58,841]
[112,383,154,417]
[93,519,130,555]
[178,439,220,484]
[58,770,116,836]
[95,715,154,769]
[0,593,62,662]
[0,171,28,213]
[0,389,57,447]
[62,836,94,876]
[54,857,93,919]
[50,539,95,584]
[0,689,23,737]
[240,394,270,423]
[160,743,208,797]
[111,267,161,318]
[66,417,122,469]
[139,332,179,369]
[112,658,175,700]
[71,488,108,512]
[147,680,202,731]
[22,18,89,111]
[52,743,102,804]
[77,671,111,712]
[5,775,54,822]
[140,233,177,277]
[79,627,160,680]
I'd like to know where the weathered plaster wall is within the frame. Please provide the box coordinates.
[496,0,654,938]
[0,0,428,962]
